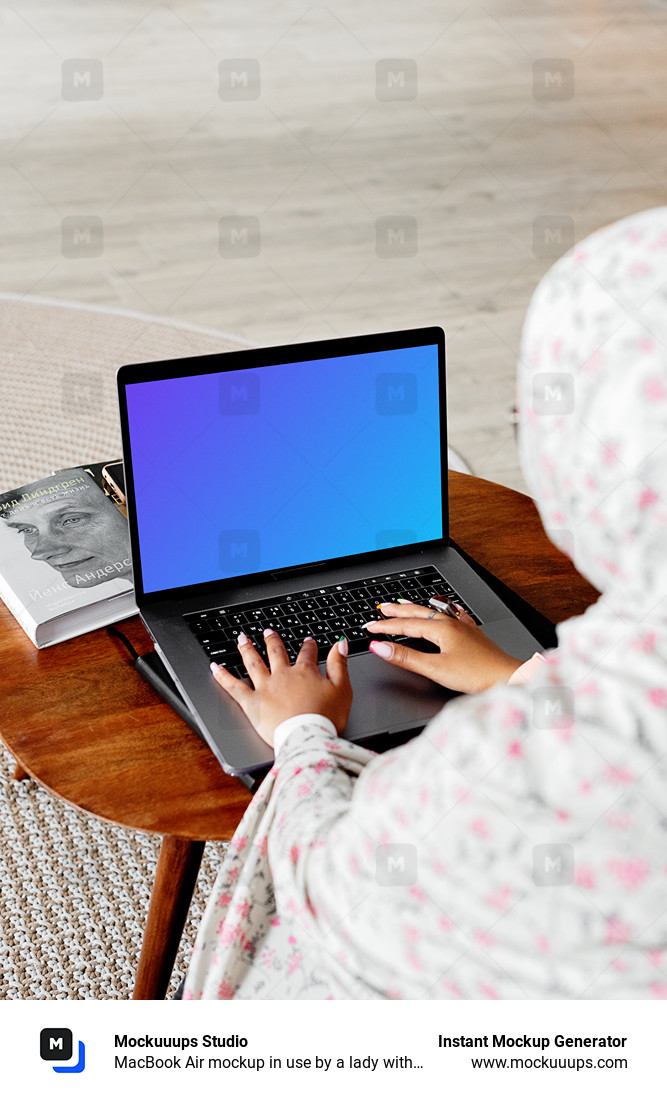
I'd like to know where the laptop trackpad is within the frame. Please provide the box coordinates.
[340,650,454,742]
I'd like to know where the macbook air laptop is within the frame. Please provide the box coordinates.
[117,327,543,777]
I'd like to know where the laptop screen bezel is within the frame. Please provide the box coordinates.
[117,326,448,607]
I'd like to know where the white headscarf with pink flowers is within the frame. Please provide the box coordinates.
[518,207,667,719]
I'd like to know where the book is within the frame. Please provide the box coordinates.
[0,467,137,647]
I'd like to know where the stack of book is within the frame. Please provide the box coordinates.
[0,461,136,647]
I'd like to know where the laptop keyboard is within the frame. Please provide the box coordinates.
[184,566,479,675]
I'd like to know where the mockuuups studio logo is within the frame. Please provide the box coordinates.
[218,59,260,100]
[376,844,418,886]
[533,216,575,258]
[375,59,417,101]
[375,216,418,258]
[219,371,260,414]
[376,372,418,415]
[219,216,261,258]
[219,530,260,573]
[62,59,103,101]
[40,1028,86,1074]
[62,371,103,417]
[532,686,574,729]
[533,844,574,886]
[532,372,574,415]
[532,59,574,101]
[61,216,104,258]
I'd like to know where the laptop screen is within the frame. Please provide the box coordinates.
[122,336,444,596]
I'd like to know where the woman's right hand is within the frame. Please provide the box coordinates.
[364,601,523,694]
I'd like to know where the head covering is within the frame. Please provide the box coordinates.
[435,206,667,996]
[185,209,667,1001]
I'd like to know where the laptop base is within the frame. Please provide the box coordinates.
[136,546,557,791]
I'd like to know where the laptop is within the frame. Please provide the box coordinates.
[117,327,543,777]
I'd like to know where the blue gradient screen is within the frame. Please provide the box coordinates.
[125,344,443,593]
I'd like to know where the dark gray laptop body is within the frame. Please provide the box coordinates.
[117,327,543,776]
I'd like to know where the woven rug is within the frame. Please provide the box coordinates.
[0,746,227,999]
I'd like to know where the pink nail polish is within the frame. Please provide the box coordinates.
[369,640,394,659]
[237,632,249,645]
[338,637,348,657]
[210,661,219,672]
[361,620,379,629]
[263,627,276,637]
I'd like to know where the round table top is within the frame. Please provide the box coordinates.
[0,471,599,842]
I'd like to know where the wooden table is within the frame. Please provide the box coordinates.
[0,472,599,999]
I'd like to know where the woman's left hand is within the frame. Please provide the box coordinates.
[210,630,352,747]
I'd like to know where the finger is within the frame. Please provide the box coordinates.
[262,627,290,672]
[374,601,436,619]
[453,603,477,626]
[235,632,269,686]
[368,637,443,679]
[326,635,352,690]
[210,660,253,704]
[363,615,451,645]
[295,635,320,667]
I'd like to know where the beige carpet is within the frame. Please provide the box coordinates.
[0,293,250,490]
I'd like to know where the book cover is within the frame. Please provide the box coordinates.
[0,467,136,647]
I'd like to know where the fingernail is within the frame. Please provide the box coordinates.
[263,627,276,637]
[362,620,379,629]
[369,640,394,659]
[338,636,348,656]
[210,661,220,672]
[237,632,249,645]
[303,635,314,642]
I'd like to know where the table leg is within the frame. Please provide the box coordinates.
[13,762,29,780]
[132,835,205,1000]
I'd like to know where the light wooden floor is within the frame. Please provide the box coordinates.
[3,0,667,491]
